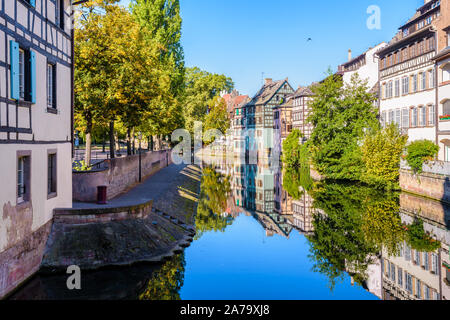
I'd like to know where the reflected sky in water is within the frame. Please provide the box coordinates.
[180,214,377,300]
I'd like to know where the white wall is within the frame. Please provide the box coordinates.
[0,143,72,251]
[380,62,437,143]
[343,43,387,89]
[0,0,73,251]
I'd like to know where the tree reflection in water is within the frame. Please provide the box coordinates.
[195,167,234,239]
[303,181,405,290]
[283,166,313,200]
[139,254,186,301]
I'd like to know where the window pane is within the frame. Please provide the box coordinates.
[19,50,25,99]
[428,105,435,126]
[444,101,450,116]
[402,108,409,128]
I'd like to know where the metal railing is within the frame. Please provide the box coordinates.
[400,160,450,176]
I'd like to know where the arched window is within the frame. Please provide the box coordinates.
[442,63,450,82]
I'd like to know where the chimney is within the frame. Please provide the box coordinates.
[265,78,272,85]
[348,49,352,62]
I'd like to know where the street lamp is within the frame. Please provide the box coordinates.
[138,132,143,182]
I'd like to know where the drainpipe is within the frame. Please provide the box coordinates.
[434,29,439,150]
[71,10,74,158]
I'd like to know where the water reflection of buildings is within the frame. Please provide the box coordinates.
[291,190,315,235]
[380,193,450,300]
[208,157,315,239]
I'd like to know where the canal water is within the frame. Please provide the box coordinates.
[10,162,450,300]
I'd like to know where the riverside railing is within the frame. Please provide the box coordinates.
[400,160,450,176]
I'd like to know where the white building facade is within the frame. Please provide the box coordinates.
[0,0,73,298]
[378,0,448,151]
[435,29,450,161]
[340,43,387,90]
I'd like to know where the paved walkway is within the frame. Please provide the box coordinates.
[73,163,198,210]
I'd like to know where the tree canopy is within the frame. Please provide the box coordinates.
[308,71,379,181]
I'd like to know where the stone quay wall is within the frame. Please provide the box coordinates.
[0,220,52,299]
[53,201,153,225]
[399,169,450,204]
[73,150,172,202]
[41,165,202,272]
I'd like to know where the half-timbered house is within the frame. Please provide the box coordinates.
[291,86,314,141]
[0,0,73,298]
[245,78,294,160]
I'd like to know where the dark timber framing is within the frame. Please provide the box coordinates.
[0,0,73,145]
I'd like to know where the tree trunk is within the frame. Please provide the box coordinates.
[127,127,132,156]
[114,132,119,155]
[102,134,106,153]
[85,120,92,166]
[132,128,136,155]
[109,121,115,159]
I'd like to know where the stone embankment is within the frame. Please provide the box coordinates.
[73,150,172,202]
[41,164,202,272]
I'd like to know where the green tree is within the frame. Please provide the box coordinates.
[74,1,121,164]
[184,67,234,133]
[308,71,379,181]
[131,0,185,96]
[282,129,309,168]
[131,0,186,139]
[361,123,408,189]
[204,96,230,142]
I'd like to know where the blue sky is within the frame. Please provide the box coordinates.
[120,0,423,96]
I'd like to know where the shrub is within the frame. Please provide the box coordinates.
[282,129,309,168]
[361,123,408,188]
[406,140,439,174]
[73,160,92,172]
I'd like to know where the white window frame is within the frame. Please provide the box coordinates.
[17,156,25,203]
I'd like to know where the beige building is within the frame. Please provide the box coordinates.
[0,0,73,298]
[434,28,450,160]
[291,86,314,141]
[291,190,314,235]
[377,0,449,152]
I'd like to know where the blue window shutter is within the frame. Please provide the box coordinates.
[30,0,36,7]
[30,51,36,103]
[9,40,19,100]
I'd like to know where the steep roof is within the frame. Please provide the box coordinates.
[277,95,294,109]
[225,93,250,114]
[292,86,313,98]
[248,79,290,106]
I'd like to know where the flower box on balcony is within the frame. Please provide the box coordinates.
[439,115,450,121]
